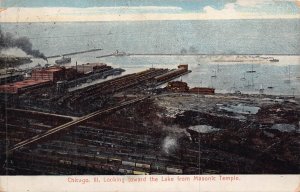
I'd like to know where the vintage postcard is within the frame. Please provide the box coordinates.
[0,0,299,191]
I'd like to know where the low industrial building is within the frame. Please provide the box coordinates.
[166,81,189,92]
[0,72,24,85]
[31,66,80,82]
[31,67,65,82]
[189,87,215,95]
[154,64,189,83]
[165,80,215,95]
[0,79,51,94]
[72,63,111,74]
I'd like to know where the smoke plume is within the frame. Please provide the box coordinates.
[162,136,178,155]
[0,29,47,60]
[0,48,28,57]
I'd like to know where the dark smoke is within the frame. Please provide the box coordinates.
[0,29,47,61]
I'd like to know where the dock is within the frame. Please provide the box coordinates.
[96,54,115,58]
[47,48,103,58]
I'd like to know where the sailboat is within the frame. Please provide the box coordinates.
[267,83,274,89]
[259,84,264,94]
[245,80,251,88]
[284,65,291,83]
[240,72,246,81]
[211,70,217,78]
[291,88,296,97]
[247,64,256,73]
[217,64,221,72]
[244,74,254,88]
[232,81,237,89]
[210,76,214,88]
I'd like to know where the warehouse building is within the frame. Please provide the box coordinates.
[0,79,51,94]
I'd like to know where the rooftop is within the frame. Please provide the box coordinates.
[0,79,51,89]
[32,67,63,73]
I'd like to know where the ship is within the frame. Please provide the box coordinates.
[246,64,256,73]
[55,56,71,64]
[259,84,264,94]
[114,50,127,56]
[269,58,279,62]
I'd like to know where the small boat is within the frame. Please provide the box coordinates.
[240,72,246,81]
[231,81,237,90]
[247,64,256,73]
[55,56,71,64]
[211,70,217,78]
[259,84,264,93]
[114,50,126,56]
[217,64,221,72]
[284,65,291,83]
[267,82,274,89]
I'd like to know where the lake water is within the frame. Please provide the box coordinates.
[1,20,300,95]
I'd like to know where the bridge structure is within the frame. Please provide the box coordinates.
[8,97,148,153]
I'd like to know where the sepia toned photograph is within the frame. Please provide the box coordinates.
[0,0,299,191]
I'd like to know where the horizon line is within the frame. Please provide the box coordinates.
[1,17,299,23]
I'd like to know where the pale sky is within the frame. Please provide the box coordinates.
[0,0,299,22]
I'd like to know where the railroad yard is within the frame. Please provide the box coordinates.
[0,60,299,175]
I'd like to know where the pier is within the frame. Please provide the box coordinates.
[47,48,103,58]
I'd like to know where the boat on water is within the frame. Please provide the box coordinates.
[114,50,127,56]
[240,72,246,81]
[269,58,279,62]
[244,80,251,88]
[211,70,217,78]
[284,65,291,83]
[259,84,264,94]
[246,64,256,73]
[55,56,71,64]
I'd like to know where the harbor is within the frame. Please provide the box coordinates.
[0,51,299,175]
[0,19,299,176]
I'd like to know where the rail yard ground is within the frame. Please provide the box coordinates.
[1,89,299,174]
[0,61,299,175]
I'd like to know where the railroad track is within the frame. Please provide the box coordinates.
[6,108,78,121]
[8,97,149,152]
[65,68,167,105]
